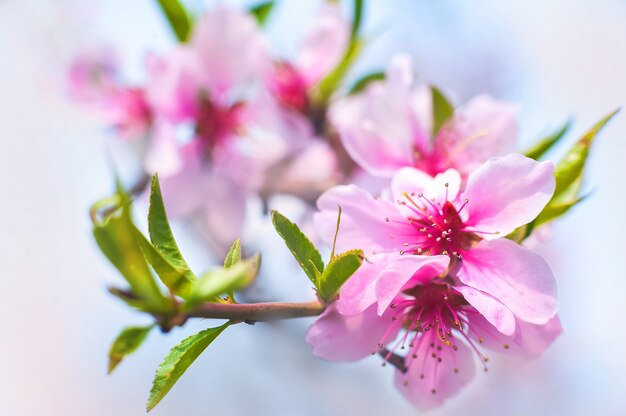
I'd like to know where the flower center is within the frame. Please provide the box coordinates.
[376,283,491,393]
[392,187,480,257]
[270,61,309,113]
[195,96,244,158]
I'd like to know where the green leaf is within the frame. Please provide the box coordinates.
[534,193,588,228]
[185,255,261,307]
[513,110,617,241]
[249,1,274,26]
[431,86,454,137]
[223,239,242,268]
[132,225,194,297]
[147,323,229,411]
[108,287,146,310]
[348,71,385,95]
[155,0,192,42]
[148,175,195,282]
[317,249,363,303]
[271,210,324,284]
[108,325,154,374]
[93,208,171,313]
[350,0,364,41]
[524,119,572,160]
[314,39,363,104]
[552,109,618,199]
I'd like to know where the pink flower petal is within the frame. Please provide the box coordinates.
[314,185,412,255]
[462,154,555,237]
[145,47,202,122]
[459,238,558,325]
[466,313,562,359]
[337,253,396,315]
[192,5,270,94]
[329,82,426,177]
[395,332,476,410]
[201,172,248,255]
[435,94,518,175]
[455,285,517,336]
[306,303,399,362]
[297,3,350,85]
[375,255,450,315]
[391,167,461,207]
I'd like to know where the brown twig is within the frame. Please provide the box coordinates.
[186,300,325,323]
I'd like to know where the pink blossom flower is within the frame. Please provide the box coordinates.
[102,87,153,139]
[309,155,561,407]
[67,46,119,103]
[268,2,350,112]
[68,47,153,140]
[141,5,342,253]
[307,278,562,410]
[329,54,519,178]
[314,153,557,334]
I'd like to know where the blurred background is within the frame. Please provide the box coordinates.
[1,0,625,414]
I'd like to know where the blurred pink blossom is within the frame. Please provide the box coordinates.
[66,46,119,103]
[140,5,342,252]
[330,54,519,178]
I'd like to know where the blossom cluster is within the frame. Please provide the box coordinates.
[74,1,607,412]
[70,3,349,253]
[306,57,562,408]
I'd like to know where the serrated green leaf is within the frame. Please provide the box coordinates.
[524,120,572,160]
[132,225,194,297]
[93,208,171,313]
[249,1,274,26]
[148,175,195,283]
[553,109,618,198]
[513,110,617,241]
[271,210,324,284]
[155,0,192,42]
[108,325,154,374]
[318,249,363,303]
[147,323,229,411]
[348,71,385,95]
[223,239,242,268]
[185,255,261,307]
[431,86,454,137]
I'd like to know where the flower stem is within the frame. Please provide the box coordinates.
[186,301,325,323]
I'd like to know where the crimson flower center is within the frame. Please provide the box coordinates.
[376,283,492,393]
[196,97,244,158]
